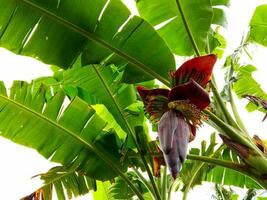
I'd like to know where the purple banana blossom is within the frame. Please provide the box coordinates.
[159,111,190,179]
[137,54,217,178]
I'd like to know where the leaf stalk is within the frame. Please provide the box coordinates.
[175,0,201,56]
[92,65,161,200]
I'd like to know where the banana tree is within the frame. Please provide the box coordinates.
[0,0,267,199]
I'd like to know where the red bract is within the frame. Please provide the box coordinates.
[168,79,210,110]
[137,86,169,123]
[137,54,217,179]
[171,54,217,87]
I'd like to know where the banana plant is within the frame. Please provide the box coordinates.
[0,0,267,200]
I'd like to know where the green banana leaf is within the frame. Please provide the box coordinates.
[108,172,151,200]
[233,65,266,99]
[0,80,128,181]
[249,4,267,47]
[22,163,96,200]
[33,64,148,148]
[136,0,229,55]
[93,172,150,200]
[233,64,267,114]
[93,181,113,200]
[0,0,175,84]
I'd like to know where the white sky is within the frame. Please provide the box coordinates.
[0,0,267,199]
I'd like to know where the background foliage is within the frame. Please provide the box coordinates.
[0,0,267,199]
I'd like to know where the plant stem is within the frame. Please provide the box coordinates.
[161,167,167,200]
[128,150,249,174]
[133,168,156,199]
[210,78,239,129]
[204,109,267,167]
[228,85,248,134]
[167,183,173,200]
[182,163,203,200]
[186,155,247,171]
[19,0,171,87]
[157,177,161,196]
[182,145,225,200]
[243,45,253,60]
[204,109,252,148]
[92,65,161,200]
[175,0,201,56]
[130,152,248,175]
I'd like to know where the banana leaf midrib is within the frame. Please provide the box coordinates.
[92,64,161,199]
[18,0,171,87]
[0,93,124,178]
[0,94,92,149]
[38,167,77,191]
[91,65,132,134]
[0,89,146,199]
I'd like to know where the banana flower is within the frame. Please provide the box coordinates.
[137,54,217,178]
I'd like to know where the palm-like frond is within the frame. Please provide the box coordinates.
[34,64,148,148]
[136,0,229,55]
[0,81,127,181]
[22,163,96,200]
[93,172,150,200]
[0,0,175,84]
